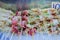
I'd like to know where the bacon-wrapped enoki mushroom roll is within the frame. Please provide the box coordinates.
[11,17,19,34]
[11,11,22,34]
[28,27,37,36]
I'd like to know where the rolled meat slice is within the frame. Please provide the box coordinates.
[28,28,36,36]
[11,25,19,34]
[12,20,18,25]
[21,10,28,16]
[22,15,28,21]
[12,16,19,25]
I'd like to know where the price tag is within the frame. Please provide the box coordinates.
[52,2,60,9]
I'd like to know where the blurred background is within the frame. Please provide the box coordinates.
[0,0,60,12]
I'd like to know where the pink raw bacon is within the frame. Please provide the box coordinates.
[22,15,28,21]
[28,28,36,36]
[21,10,28,16]
[12,20,18,25]
[11,25,19,34]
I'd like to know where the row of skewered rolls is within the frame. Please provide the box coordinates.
[0,8,60,36]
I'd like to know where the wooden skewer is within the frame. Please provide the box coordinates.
[18,34,20,40]
[18,27,23,40]
[32,31,34,40]
[26,30,28,40]
[0,32,5,40]
[5,28,12,40]
[18,24,21,40]
[0,27,7,40]
[10,32,14,40]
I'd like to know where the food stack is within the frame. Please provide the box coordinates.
[0,8,60,36]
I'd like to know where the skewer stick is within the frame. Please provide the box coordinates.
[5,28,12,40]
[0,27,7,40]
[18,31,21,40]
[18,27,23,40]
[31,26,34,40]
[0,27,5,40]
[18,24,21,40]
[18,26,23,40]
[18,25,22,40]
[10,32,14,40]
[32,32,34,40]
[1,21,11,40]
[26,30,28,40]
[0,32,5,40]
